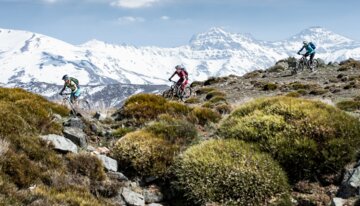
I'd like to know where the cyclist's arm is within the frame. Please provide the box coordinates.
[169,72,176,81]
[59,84,66,94]
[298,46,304,54]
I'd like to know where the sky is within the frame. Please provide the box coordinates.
[0,0,359,47]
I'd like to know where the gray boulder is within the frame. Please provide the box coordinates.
[96,154,118,172]
[107,171,128,181]
[63,117,84,129]
[331,197,346,206]
[144,185,163,204]
[338,162,360,198]
[122,187,145,206]
[63,127,87,148]
[94,112,107,121]
[40,134,78,153]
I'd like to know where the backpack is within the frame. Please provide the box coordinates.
[181,68,188,76]
[70,77,79,87]
[309,42,316,49]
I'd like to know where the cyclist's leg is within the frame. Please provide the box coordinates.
[310,53,315,65]
[72,89,81,104]
[176,79,184,96]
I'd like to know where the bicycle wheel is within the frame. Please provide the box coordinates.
[77,99,91,111]
[310,59,318,69]
[162,88,173,98]
[181,86,192,100]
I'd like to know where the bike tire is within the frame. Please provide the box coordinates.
[181,87,192,100]
[77,99,91,111]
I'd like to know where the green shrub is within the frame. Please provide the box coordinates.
[113,131,179,177]
[174,139,290,205]
[67,153,106,181]
[286,92,301,97]
[215,104,232,115]
[243,70,262,79]
[336,100,360,112]
[145,115,197,145]
[116,94,191,124]
[204,77,228,86]
[188,107,221,126]
[205,91,226,100]
[195,87,216,95]
[309,89,328,95]
[190,81,204,88]
[267,65,285,73]
[262,83,278,91]
[112,127,136,138]
[184,97,201,104]
[338,58,360,71]
[2,150,41,188]
[218,96,360,182]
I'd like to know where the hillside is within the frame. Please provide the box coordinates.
[2,58,360,205]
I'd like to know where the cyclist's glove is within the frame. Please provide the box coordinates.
[297,52,300,55]
[59,92,63,95]
[168,78,171,81]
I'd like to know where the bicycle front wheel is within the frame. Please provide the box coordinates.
[76,99,91,111]
[181,87,192,100]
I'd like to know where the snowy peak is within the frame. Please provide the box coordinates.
[288,26,354,46]
[190,27,246,50]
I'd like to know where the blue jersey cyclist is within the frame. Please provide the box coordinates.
[297,41,316,66]
[59,74,81,103]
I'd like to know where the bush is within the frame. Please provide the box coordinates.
[262,83,278,91]
[184,97,200,104]
[338,58,360,71]
[243,70,262,79]
[218,96,360,182]
[190,81,204,88]
[286,91,301,97]
[205,91,226,100]
[204,77,228,86]
[113,131,179,177]
[116,94,191,124]
[174,139,290,205]
[195,87,216,95]
[188,107,221,126]
[289,82,318,90]
[145,115,197,145]
[309,89,328,96]
[215,104,232,115]
[336,100,360,112]
[267,65,285,73]
[67,153,106,181]
[112,127,136,138]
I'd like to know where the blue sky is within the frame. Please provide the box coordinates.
[0,0,359,47]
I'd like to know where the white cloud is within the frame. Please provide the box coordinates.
[110,0,159,9]
[160,15,170,20]
[117,16,145,24]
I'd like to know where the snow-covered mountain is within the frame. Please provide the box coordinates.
[0,26,359,108]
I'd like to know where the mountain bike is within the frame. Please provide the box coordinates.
[162,80,192,101]
[61,93,91,116]
[291,54,318,75]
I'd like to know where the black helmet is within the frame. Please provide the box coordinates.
[62,74,69,80]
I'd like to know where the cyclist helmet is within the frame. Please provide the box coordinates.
[175,65,182,69]
[62,74,69,81]
[303,41,308,45]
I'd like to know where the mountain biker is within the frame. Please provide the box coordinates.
[59,75,81,103]
[168,65,188,94]
[297,41,316,69]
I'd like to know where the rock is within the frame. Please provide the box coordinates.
[90,123,98,133]
[87,145,96,152]
[63,117,84,129]
[63,127,87,148]
[95,147,111,155]
[331,197,346,206]
[40,134,78,153]
[94,112,106,121]
[122,187,145,206]
[144,185,163,204]
[96,154,118,172]
[52,114,63,122]
[338,163,360,198]
[107,171,128,181]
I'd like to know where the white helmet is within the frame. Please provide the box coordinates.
[303,41,308,45]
